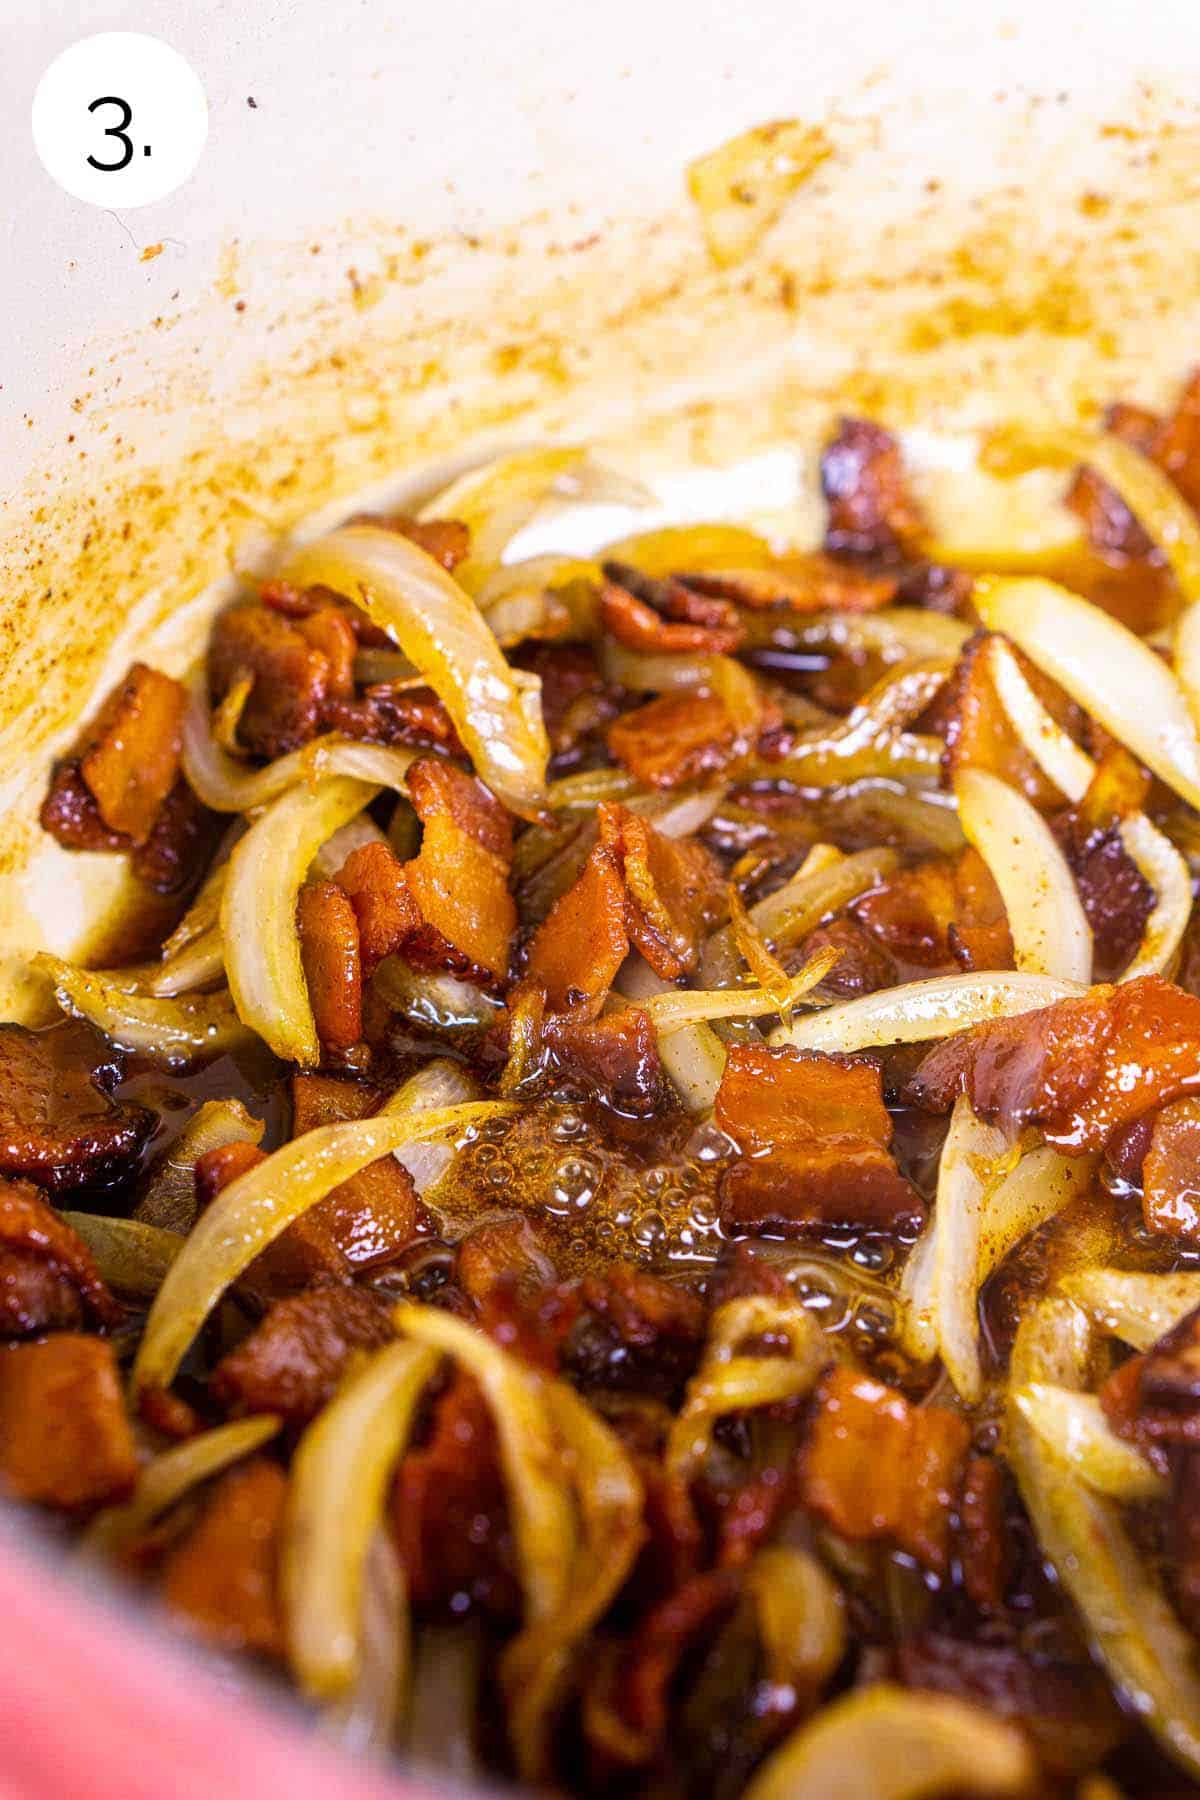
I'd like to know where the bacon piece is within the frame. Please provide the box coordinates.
[515,643,620,765]
[600,564,743,654]
[1171,1450,1200,1635]
[296,880,363,1050]
[597,803,724,980]
[907,975,1200,1155]
[335,841,421,974]
[0,1176,120,1334]
[853,850,1012,977]
[543,1006,666,1118]
[802,1365,969,1572]
[285,1073,418,1271]
[521,844,629,1015]
[681,554,899,614]
[0,1335,136,1511]
[1102,1306,1200,1455]
[1065,400,1160,559]
[821,417,926,559]
[715,1045,922,1234]
[130,779,219,896]
[942,631,1084,808]
[194,1140,266,1208]
[40,761,127,852]
[322,683,464,754]
[620,1570,743,1747]
[207,603,330,757]
[77,663,186,846]
[896,1632,1125,1776]
[0,1023,153,1193]
[956,1455,1011,1613]
[568,1262,706,1399]
[797,916,898,999]
[392,1371,519,1621]
[608,690,756,790]
[294,605,356,699]
[456,1216,558,1307]
[352,513,472,572]
[1143,1099,1200,1240]
[1149,368,1200,512]
[161,1458,286,1657]
[212,1283,394,1428]
[402,758,515,982]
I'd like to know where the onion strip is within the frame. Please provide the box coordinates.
[392,1303,576,1627]
[37,956,249,1064]
[643,946,839,1033]
[771,970,1081,1055]
[1012,1384,1166,1501]
[221,774,377,1065]
[281,525,549,815]
[132,1103,510,1395]
[85,1414,282,1558]
[283,1340,440,1701]
[954,767,1092,981]
[60,1213,183,1299]
[1059,1268,1200,1351]
[700,847,897,990]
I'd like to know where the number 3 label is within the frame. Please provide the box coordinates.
[33,33,207,209]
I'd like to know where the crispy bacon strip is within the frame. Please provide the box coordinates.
[607,690,759,791]
[162,1458,287,1656]
[715,1045,922,1233]
[597,802,724,980]
[208,603,331,758]
[296,881,363,1050]
[213,1284,395,1428]
[600,564,743,655]
[402,758,515,982]
[820,417,927,559]
[907,974,1200,1154]
[336,841,421,973]
[521,843,629,1015]
[78,663,186,845]
[801,1364,969,1572]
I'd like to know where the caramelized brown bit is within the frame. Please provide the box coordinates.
[79,663,186,845]
[393,1371,519,1621]
[796,916,898,999]
[543,1006,666,1118]
[821,417,926,559]
[336,841,421,973]
[208,603,330,757]
[212,1283,394,1428]
[294,605,357,699]
[957,1455,1011,1613]
[402,758,515,982]
[801,1365,969,1572]
[40,760,127,852]
[600,565,743,655]
[161,1458,286,1657]
[1139,1098,1200,1240]
[716,1045,922,1234]
[907,975,1200,1154]
[568,1263,705,1399]
[681,554,899,613]
[193,1140,267,1210]
[355,512,471,571]
[620,1570,744,1748]
[456,1216,557,1306]
[0,1176,120,1333]
[521,844,629,1015]
[1170,1450,1200,1635]
[608,690,754,790]
[130,779,219,896]
[598,802,724,980]
[853,850,1012,977]
[284,1072,418,1273]
[296,880,363,1050]
[0,1023,153,1193]
[322,683,464,754]
[515,643,620,765]
[0,1335,136,1511]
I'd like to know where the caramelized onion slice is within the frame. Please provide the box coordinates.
[1008,1295,1200,1778]
[1060,1268,1200,1351]
[85,1414,282,1558]
[955,767,1091,981]
[378,1058,482,1197]
[284,1340,440,1702]
[37,956,250,1065]
[771,970,1081,1055]
[221,774,377,1065]
[643,945,839,1033]
[743,1683,1034,1800]
[136,1097,265,1235]
[325,1531,408,1755]
[1013,1384,1166,1501]
[597,523,774,578]
[281,524,549,815]
[60,1213,183,1299]
[666,1296,828,1484]
[746,1546,846,1696]
[617,952,729,1115]
[974,576,1200,810]
[503,1380,645,1782]
[392,1302,576,1627]
[132,1103,509,1395]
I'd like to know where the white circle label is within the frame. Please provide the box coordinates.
[32,33,208,209]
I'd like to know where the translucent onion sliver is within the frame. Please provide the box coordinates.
[771,970,1082,1055]
[954,767,1092,981]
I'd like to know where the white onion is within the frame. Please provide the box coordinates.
[954,767,1092,982]
[771,970,1081,1055]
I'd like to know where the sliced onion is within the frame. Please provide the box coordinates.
[60,1213,183,1299]
[632,785,728,840]
[643,945,839,1033]
[666,1296,828,1484]
[954,767,1092,981]
[973,575,1200,810]
[37,956,249,1065]
[546,768,639,811]
[135,1097,266,1234]
[392,1301,576,1625]
[378,1059,482,1197]
[132,1102,509,1395]
[406,1624,482,1780]
[502,1380,645,1782]
[617,952,728,1115]
[771,658,950,791]
[700,847,898,990]
[182,680,416,814]
[281,525,549,815]
[85,1414,282,1558]
[771,970,1081,1055]
[1008,1295,1200,1778]
[1059,1268,1200,1351]
[325,1530,408,1755]
[600,640,726,694]
[596,523,774,578]
[745,1546,846,1697]
[988,637,1192,978]
[371,956,503,1030]
[1013,1384,1166,1501]
[210,670,255,756]
[746,605,970,663]
[284,1339,440,1701]
[95,928,224,1000]
[221,775,377,1065]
